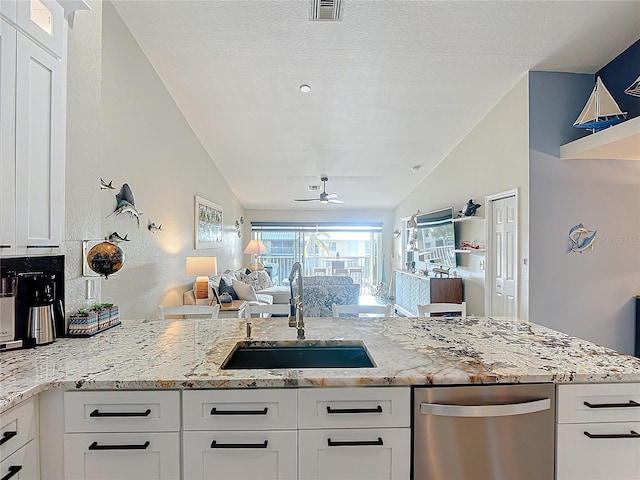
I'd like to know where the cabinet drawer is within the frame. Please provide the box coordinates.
[0,397,36,461]
[298,387,410,429]
[64,432,180,480]
[299,428,410,480]
[183,430,298,480]
[183,389,297,431]
[0,438,39,480]
[64,390,180,433]
[556,422,640,480]
[557,383,640,424]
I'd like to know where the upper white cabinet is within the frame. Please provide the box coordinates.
[560,116,640,161]
[0,0,70,256]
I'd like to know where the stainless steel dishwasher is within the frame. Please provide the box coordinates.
[413,383,554,480]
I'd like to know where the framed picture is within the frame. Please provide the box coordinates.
[195,196,223,249]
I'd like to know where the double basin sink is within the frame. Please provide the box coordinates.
[220,340,376,370]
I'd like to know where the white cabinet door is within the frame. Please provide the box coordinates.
[183,430,298,480]
[299,428,410,480]
[64,432,180,480]
[0,438,39,480]
[0,19,16,255]
[557,422,640,480]
[15,31,64,253]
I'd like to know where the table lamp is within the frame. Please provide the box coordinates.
[243,240,268,271]
[186,256,217,302]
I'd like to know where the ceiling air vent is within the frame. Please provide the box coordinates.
[310,0,343,21]
[308,184,322,191]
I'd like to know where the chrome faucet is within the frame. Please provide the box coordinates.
[288,262,305,339]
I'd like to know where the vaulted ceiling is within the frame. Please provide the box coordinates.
[112,0,640,210]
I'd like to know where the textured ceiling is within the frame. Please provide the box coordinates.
[112,0,640,210]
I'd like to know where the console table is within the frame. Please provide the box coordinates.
[394,270,463,317]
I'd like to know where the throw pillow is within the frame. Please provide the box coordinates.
[244,270,273,292]
[232,279,258,302]
[218,278,238,300]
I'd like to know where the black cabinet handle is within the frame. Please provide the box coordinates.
[90,408,151,417]
[210,407,268,416]
[0,245,11,249]
[327,437,384,447]
[26,245,60,249]
[210,440,268,449]
[584,430,640,440]
[0,431,17,446]
[1,466,22,480]
[583,400,640,409]
[88,440,150,450]
[326,405,383,414]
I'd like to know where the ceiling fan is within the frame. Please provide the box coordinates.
[295,176,344,204]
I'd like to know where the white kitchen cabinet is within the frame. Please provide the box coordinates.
[298,387,410,480]
[63,391,181,480]
[183,389,298,480]
[0,397,39,480]
[0,1,66,256]
[556,383,640,480]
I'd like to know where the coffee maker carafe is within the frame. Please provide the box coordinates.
[22,273,60,346]
[0,274,22,350]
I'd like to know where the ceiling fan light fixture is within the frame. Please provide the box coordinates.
[299,84,311,93]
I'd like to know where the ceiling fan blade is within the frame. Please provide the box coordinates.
[294,198,319,202]
[328,199,344,204]
[326,193,338,200]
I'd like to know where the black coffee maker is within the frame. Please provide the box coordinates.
[21,273,61,345]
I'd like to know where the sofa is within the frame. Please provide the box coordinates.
[184,269,291,306]
[302,276,360,317]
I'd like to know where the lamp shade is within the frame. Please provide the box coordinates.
[243,240,268,255]
[185,256,218,277]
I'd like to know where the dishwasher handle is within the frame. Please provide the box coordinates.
[419,398,551,417]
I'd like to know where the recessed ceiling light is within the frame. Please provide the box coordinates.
[411,164,422,172]
[299,84,311,93]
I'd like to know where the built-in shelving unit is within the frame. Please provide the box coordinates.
[560,116,640,160]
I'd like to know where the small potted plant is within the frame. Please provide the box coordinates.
[92,303,111,329]
[68,307,99,335]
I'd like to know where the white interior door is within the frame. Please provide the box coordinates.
[488,193,518,318]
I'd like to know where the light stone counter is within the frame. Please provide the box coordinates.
[2,316,639,412]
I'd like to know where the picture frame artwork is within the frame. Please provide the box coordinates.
[195,196,223,249]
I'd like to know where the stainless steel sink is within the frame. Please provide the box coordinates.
[220,340,376,369]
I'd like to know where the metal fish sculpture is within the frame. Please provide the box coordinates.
[107,232,130,243]
[147,221,164,233]
[100,178,115,190]
[569,223,597,253]
[107,183,143,226]
[459,199,482,217]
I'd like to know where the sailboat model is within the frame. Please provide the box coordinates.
[624,75,640,97]
[573,76,627,132]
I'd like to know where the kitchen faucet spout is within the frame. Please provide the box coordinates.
[288,262,305,339]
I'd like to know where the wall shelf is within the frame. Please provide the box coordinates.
[560,116,640,160]
[452,216,484,223]
[454,249,485,254]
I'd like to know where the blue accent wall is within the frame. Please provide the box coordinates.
[597,38,640,120]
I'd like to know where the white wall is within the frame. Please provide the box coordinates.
[64,2,244,320]
[529,72,640,355]
[393,76,530,318]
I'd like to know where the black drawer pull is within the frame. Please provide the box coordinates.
[26,245,60,249]
[0,245,11,249]
[88,440,150,450]
[0,431,17,446]
[326,405,383,414]
[210,440,268,449]
[210,407,268,416]
[328,437,384,447]
[584,430,640,440]
[90,408,151,417]
[1,466,22,480]
[583,400,640,409]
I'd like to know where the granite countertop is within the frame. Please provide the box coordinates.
[2,316,640,412]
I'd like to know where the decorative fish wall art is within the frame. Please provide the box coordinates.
[569,223,597,253]
[107,232,129,243]
[459,199,481,217]
[100,178,115,190]
[148,221,164,233]
[106,183,143,226]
